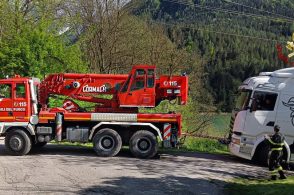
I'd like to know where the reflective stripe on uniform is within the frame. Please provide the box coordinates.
[270,166,283,176]
[268,138,284,146]
[271,147,283,151]
[270,170,278,175]
[277,166,283,171]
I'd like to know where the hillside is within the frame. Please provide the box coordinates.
[1,0,294,113]
[131,0,294,111]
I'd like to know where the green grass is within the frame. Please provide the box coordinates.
[224,176,294,195]
[177,113,230,155]
[51,140,93,148]
[181,137,229,154]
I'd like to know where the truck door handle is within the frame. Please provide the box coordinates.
[128,93,132,95]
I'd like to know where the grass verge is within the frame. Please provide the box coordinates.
[157,137,229,155]
[224,176,294,195]
[51,140,93,148]
[180,137,229,154]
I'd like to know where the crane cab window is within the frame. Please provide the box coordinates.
[147,69,155,88]
[121,75,131,93]
[0,84,12,98]
[131,69,145,91]
[16,84,26,98]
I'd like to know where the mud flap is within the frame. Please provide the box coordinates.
[163,123,172,148]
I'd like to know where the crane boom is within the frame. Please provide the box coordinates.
[39,65,188,113]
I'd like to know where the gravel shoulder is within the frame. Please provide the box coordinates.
[0,139,269,195]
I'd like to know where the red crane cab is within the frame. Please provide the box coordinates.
[0,76,40,123]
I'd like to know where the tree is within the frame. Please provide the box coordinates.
[0,0,86,78]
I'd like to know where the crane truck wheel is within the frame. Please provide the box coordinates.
[5,129,32,156]
[129,130,158,159]
[93,128,122,157]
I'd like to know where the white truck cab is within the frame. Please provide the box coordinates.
[229,67,294,164]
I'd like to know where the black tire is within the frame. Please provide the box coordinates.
[129,130,158,159]
[254,142,270,166]
[5,129,32,156]
[93,128,122,157]
[33,142,47,148]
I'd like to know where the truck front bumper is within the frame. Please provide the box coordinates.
[229,135,252,160]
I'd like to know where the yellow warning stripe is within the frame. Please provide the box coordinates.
[0,116,30,121]
[39,117,55,120]
[0,117,30,119]
[0,117,14,119]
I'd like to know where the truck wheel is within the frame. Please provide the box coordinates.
[5,129,32,156]
[129,130,158,159]
[254,143,270,166]
[93,128,122,157]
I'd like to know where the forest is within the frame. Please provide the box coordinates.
[132,0,294,111]
[0,0,294,132]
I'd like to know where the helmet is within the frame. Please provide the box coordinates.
[274,125,280,132]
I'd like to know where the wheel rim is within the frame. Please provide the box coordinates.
[137,138,151,153]
[9,135,23,151]
[98,135,115,151]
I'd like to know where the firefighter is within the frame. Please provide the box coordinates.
[265,125,287,180]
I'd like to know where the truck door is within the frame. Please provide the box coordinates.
[0,83,14,122]
[118,68,155,107]
[244,90,278,135]
[13,82,30,122]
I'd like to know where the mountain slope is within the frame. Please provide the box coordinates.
[132,0,294,111]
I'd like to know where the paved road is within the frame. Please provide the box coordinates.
[0,139,269,195]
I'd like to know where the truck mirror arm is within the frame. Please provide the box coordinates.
[249,106,253,113]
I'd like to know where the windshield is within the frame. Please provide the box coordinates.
[234,90,252,111]
[251,91,277,111]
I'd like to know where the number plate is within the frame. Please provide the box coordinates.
[239,145,253,154]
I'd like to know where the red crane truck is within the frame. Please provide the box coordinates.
[0,65,188,158]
